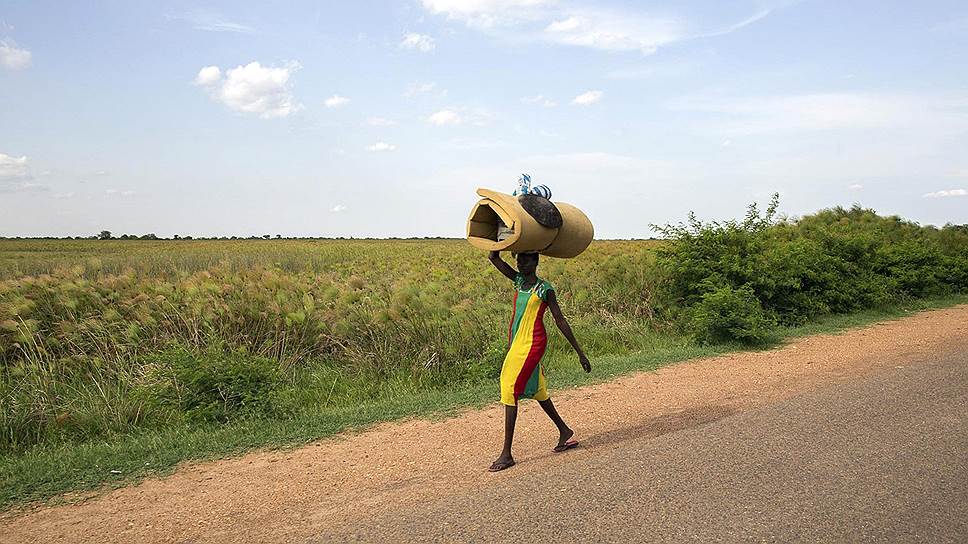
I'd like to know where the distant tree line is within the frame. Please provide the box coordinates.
[1,224,964,242]
[0,230,469,241]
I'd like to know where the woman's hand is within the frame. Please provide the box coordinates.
[488,251,517,280]
[579,353,591,373]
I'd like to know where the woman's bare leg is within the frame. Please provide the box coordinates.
[490,405,517,470]
[539,398,574,447]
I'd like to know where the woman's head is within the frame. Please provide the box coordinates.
[515,252,539,275]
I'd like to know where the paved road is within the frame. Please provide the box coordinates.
[317,351,968,543]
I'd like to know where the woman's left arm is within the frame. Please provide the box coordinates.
[546,290,591,373]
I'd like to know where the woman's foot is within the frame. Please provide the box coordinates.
[488,455,515,472]
[553,427,578,453]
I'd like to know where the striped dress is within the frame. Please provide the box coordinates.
[500,273,554,406]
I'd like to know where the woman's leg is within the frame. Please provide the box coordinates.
[501,404,517,457]
[538,398,574,447]
[490,404,517,470]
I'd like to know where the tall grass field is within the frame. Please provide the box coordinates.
[1,237,662,450]
[1,200,966,507]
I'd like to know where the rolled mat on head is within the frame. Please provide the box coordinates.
[466,188,594,259]
[540,201,594,258]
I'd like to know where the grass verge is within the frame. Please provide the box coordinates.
[2,294,965,512]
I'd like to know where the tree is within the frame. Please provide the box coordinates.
[98,230,112,240]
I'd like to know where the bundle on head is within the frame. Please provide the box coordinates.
[466,188,594,259]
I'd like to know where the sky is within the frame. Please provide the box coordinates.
[1,0,967,238]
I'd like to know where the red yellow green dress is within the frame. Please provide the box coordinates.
[500,273,554,406]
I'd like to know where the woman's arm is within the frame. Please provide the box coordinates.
[488,250,517,281]
[546,290,592,373]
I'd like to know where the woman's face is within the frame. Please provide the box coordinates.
[516,252,539,275]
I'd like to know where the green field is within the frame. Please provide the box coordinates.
[0,238,675,504]
[1,204,966,509]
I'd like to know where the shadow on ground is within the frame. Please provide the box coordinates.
[584,404,736,450]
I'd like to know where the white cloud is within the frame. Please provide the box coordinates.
[428,109,462,125]
[324,94,350,108]
[0,153,43,193]
[400,32,436,52]
[0,153,29,179]
[695,8,773,39]
[420,2,777,54]
[546,16,581,32]
[366,117,397,126]
[572,90,603,105]
[848,184,863,190]
[193,21,254,33]
[194,65,222,86]
[0,40,31,70]
[405,81,447,99]
[420,0,553,27]
[923,189,967,198]
[522,94,557,107]
[194,61,302,119]
[331,204,347,213]
[167,11,256,33]
[53,192,75,199]
[366,142,397,152]
[543,11,683,53]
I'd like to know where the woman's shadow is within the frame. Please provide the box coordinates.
[532,404,736,462]
[586,404,735,450]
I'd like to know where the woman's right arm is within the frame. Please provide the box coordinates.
[488,251,517,281]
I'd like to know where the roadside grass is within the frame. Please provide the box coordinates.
[2,293,964,511]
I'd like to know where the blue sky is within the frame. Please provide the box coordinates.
[1,0,966,238]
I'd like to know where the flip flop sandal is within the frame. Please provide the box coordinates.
[553,439,579,453]
[488,459,516,472]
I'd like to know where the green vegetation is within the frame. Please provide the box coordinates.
[0,239,659,454]
[1,200,966,509]
[655,196,968,344]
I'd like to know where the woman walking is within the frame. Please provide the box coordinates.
[487,250,591,472]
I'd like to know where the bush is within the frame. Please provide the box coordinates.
[688,284,776,345]
[655,196,968,344]
[137,348,282,423]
